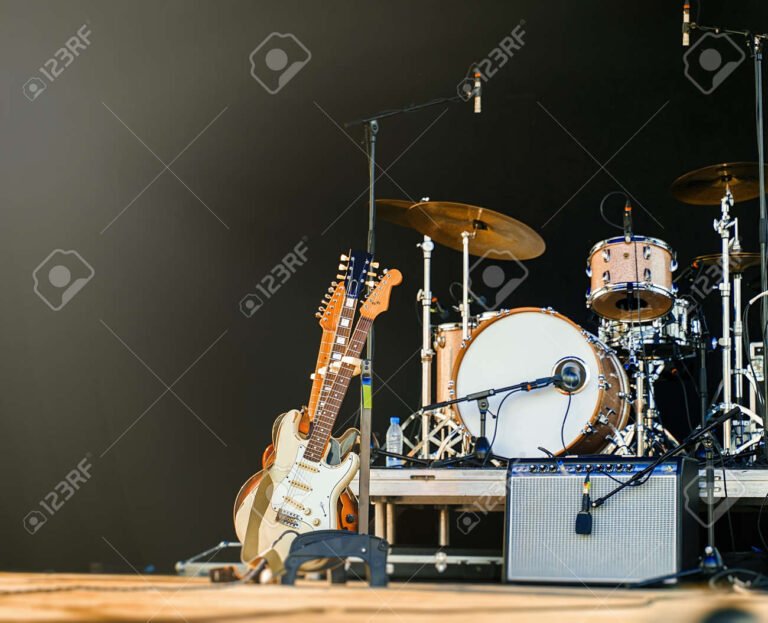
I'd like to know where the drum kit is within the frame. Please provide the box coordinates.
[380,161,768,462]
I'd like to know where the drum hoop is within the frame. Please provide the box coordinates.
[587,282,676,305]
[450,307,608,455]
[588,236,674,258]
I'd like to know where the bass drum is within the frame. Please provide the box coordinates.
[451,308,630,458]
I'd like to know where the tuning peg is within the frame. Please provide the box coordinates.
[370,261,380,269]
[366,280,376,288]
[367,271,377,277]
[340,253,350,261]
[315,312,322,318]
[336,274,345,279]
[338,263,348,271]
[327,286,335,293]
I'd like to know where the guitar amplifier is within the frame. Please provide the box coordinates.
[504,457,699,585]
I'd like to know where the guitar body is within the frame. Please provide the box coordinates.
[237,410,359,573]
[235,410,359,534]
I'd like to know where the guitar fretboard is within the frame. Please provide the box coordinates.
[310,296,358,418]
[304,315,373,462]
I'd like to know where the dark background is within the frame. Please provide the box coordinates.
[1,0,767,572]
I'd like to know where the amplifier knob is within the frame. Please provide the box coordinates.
[575,464,582,472]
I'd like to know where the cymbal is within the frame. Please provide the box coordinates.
[692,251,762,273]
[376,199,546,260]
[671,162,768,205]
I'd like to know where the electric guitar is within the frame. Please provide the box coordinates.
[234,252,372,536]
[237,267,402,575]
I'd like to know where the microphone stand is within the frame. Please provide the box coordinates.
[592,405,740,578]
[420,376,561,467]
[343,90,475,532]
[689,22,768,459]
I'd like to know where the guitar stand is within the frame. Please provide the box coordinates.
[281,530,389,587]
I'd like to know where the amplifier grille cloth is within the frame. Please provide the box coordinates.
[506,474,678,583]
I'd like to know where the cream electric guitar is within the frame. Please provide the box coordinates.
[239,268,402,575]
[234,251,372,538]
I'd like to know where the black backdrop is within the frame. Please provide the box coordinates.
[2,0,767,572]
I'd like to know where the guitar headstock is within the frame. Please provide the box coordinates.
[316,279,346,329]
[359,269,403,320]
[338,250,375,301]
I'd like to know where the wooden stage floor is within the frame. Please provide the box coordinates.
[0,573,767,622]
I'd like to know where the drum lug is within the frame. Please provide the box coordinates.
[643,244,651,260]
[671,252,678,271]
[597,412,609,425]
[582,424,595,436]
[602,248,610,262]
[643,268,652,282]
[585,265,592,278]
[541,307,556,315]
[602,270,610,284]
[598,374,611,390]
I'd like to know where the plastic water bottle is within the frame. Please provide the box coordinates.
[385,417,403,468]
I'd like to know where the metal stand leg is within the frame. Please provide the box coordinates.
[358,360,373,534]
[635,361,646,457]
[418,236,435,459]
[460,232,472,340]
[716,189,734,452]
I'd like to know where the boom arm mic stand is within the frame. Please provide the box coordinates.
[422,375,563,466]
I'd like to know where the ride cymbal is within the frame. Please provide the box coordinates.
[376,199,545,260]
[671,162,768,205]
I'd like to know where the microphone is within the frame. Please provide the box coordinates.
[623,200,633,244]
[682,2,691,47]
[431,296,450,321]
[473,70,482,114]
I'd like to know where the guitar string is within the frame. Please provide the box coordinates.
[277,298,358,517]
[276,274,366,519]
[277,316,372,521]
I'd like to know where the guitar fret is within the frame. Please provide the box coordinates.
[304,317,372,462]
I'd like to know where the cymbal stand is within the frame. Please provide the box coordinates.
[417,235,435,459]
[714,187,735,452]
[460,231,474,340]
[689,22,768,457]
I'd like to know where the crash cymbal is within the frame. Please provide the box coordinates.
[692,251,762,273]
[671,162,768,205]
[376,199,545,260]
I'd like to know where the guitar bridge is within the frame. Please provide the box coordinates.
[276,509,300,529]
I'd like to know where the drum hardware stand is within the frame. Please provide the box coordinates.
[714,187,735,452]
[460,230,475,340]
[634,359,647,457]
[418,235,436,459]
[689,22,768,459]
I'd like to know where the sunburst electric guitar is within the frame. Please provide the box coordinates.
[238,267,402,575]
[234,251,372,537]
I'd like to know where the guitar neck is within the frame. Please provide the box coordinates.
[304,315,373,462]
[308,297,359,418]
[307,327,339,418]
